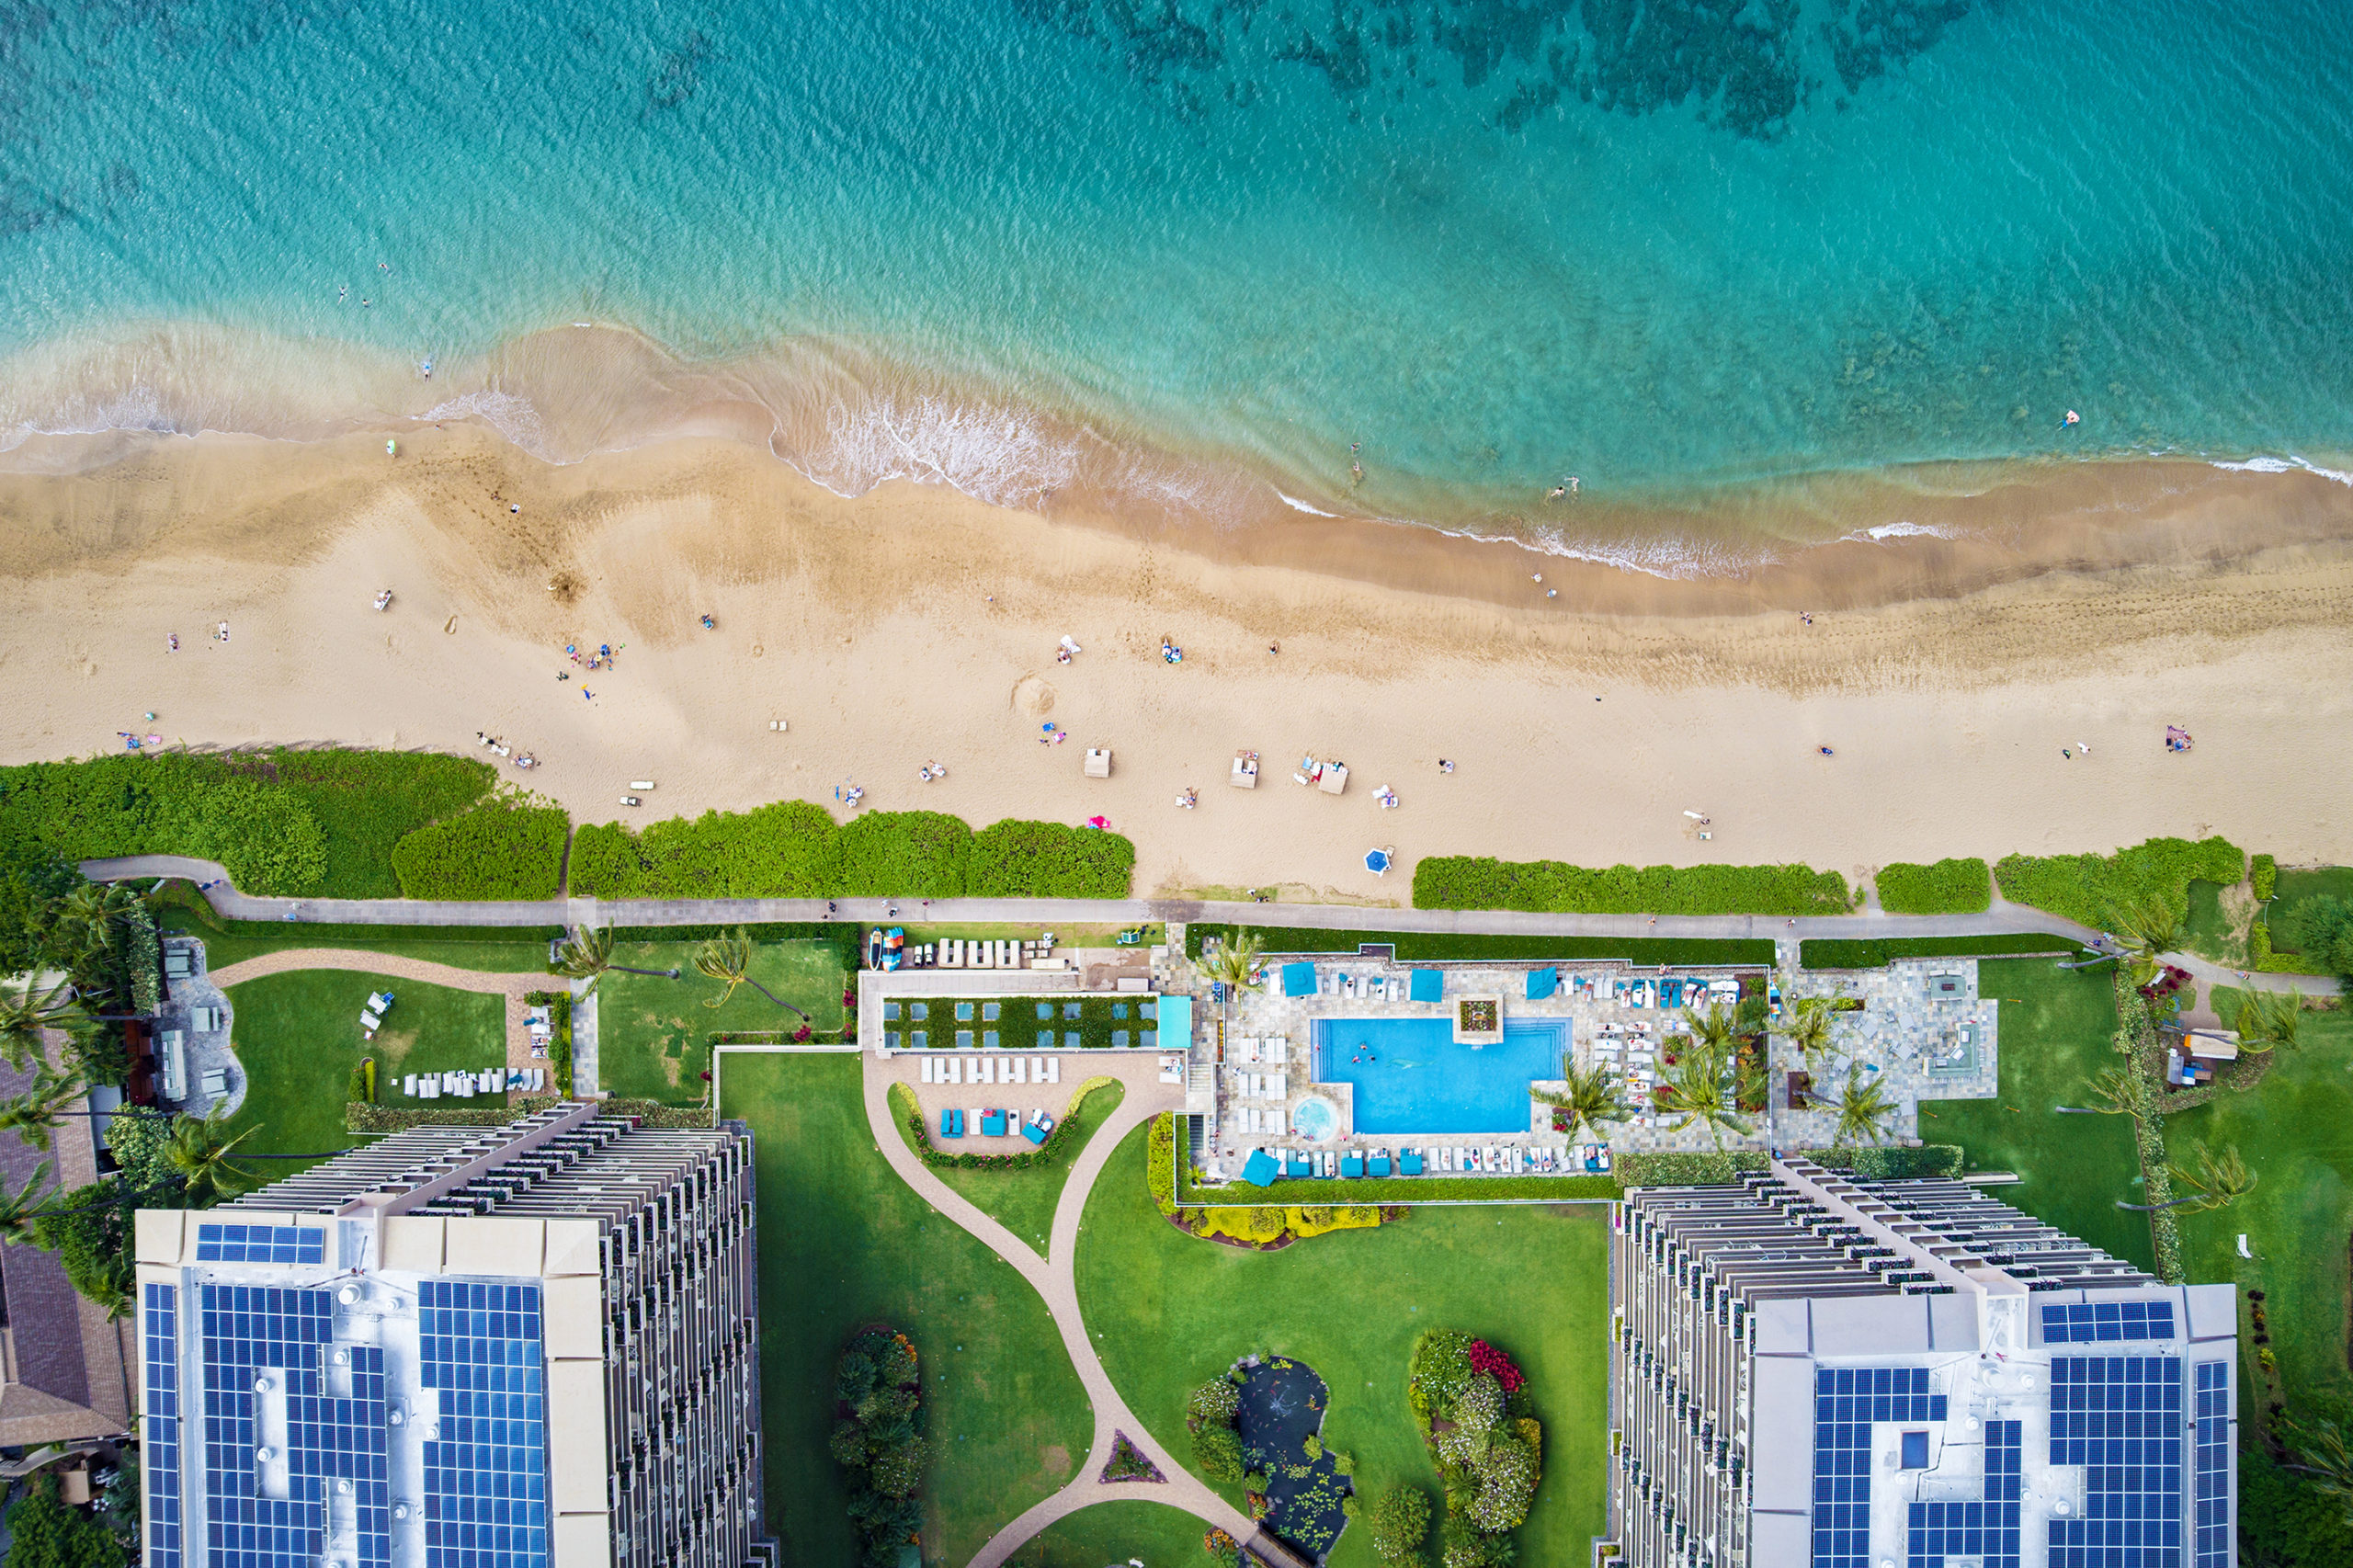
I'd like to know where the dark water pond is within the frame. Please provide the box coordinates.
[1234,1357,1352,1561]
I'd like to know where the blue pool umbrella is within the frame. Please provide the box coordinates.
[1365,847,1392,875]
[1408,969,1443,1003]
[1527,967,1558,1000]
[1282,962,1318,997]
[1240,1150,1280,1187]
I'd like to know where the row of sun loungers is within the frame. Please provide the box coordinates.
[938,1107,1057,1144]
[918,1053,1061,1085]
[1230,1036,1290,1065]
[1240,1106,1288,1135]
[1233,1071,1288,1101]
[930,938,1050,969]
[1245,1143,1569,1180]
[404,1069,544,1099]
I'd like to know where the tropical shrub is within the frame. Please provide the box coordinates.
[1413,856,1851,915]
[1992,835,2243,928]
[1187,1377,1242,1426]
[2,1471,126,1568]
[1148,1113,1178,1216]
[2251,854,2278,903]
[1371,1483,1433,1565]
[836,811,972,896]
[968,818,1135,898]
[1875,858,1991,915]
[1201,1528,1242,1567]
[389,795,568,899]
[2283,896,2353,991]
[1410,1331,1542,1567]
[30,1181,135,1317]
[829,1327,926,1568]
[1191,1423,1245,1484]
[1183,923,1774,966]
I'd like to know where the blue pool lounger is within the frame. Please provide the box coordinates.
[1369,1151,1392,1177]
[940,1108,956,1138]
[982,1109,1007,1137]
[1342,1153,1365,1178]
[1286,1154,1313,1177]
[1400,1148,1424,1176]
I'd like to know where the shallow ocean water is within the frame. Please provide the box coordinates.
[3,0,2348,558]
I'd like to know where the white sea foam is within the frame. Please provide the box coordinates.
[0,382,184,452]
[1275,489,1340,517]
[1452,521,1780,580]
[793,392,1084,509]
[2211,454,2353,486]
[415,391,549,457]
[1840,519,1964,543]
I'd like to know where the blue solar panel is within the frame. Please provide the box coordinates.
[196,1223,326,1265]
[419,1280,550,1568]
[1813,1367,1948,1568]
[1908,1422,2021,1568]
[2048,1356,2185,1568]
[2042,1298,2176,1344]
[2193,1362,2232,1568]
[144,1283,184,1568]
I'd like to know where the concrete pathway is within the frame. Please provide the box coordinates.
[207,949,551,1071]
[858,1051,1287,1567]
[97,854,2337,995]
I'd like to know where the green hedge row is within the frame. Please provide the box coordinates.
[1992,835,2242,927]
[572,804,1133,899]
[1183,924,1775,967]
[345,1096,709,1133]
[1801,934,2086,969]
[0,749,498,897]
[1412,857,1852,915]
[1874,858,1992,915]
[389,796,569,900]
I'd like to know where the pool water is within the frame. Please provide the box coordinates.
[1313,1017,1570,1136]
[1291,1096,1339,1142]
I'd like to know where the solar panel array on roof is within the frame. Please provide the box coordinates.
[2042,1299,2176,1344]
[144,1283,184,1568]
[2193,1362,2231,1568]
[1907,1420,2021,1568]
[199,1284,339,1568]
[197,1223,326,1265]
[1813,1367,1948,1568]
[419,1280,549,1568]
[2049,1356,2184,1567]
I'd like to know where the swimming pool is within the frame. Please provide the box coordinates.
[1313,1017,1570,1135]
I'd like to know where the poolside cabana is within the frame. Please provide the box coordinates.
[1408,968,1443,1003]
[1282,962,1318,997]
[1240,1149,1280,1187]
[1526,967,1558,1000]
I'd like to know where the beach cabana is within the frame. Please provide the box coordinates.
[1084,747,1113,778]
[1318,761,1349,795]
[1369,1152,1392,1177]
[1341,1153,1366,1179]
[1400,1148,1425,1176]
[1285,1154,1313,1177]
[1527,967,1558,1000]
[1240,1149,1280,1187]
[982,1109,1008,1137]
[1282,962,1318,997]
[1409,968,1443,1003]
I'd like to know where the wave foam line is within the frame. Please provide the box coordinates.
[2211,454,2353,486]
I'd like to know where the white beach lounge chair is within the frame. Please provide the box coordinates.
[943,1056,961,1085]
[403,1074,417,1097]
[1044,1057,1060,1084]
[921,1055,936,1083]
[978,1057,995,1085]
[1010,1057,1027,1085]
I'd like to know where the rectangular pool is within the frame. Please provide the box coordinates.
[1312,1017,1571,1135]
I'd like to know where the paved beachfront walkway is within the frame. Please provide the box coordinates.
[74,855,2341,994]
[855,1049,1302,1568]
[208,949,551,1071]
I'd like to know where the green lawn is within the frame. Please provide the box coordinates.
[718,1054,1091,1567]
[169,915,556,975]
[221,971,506,1161]
[2264,866,2353,966]
[599,940,847,1102]
[881,994,1163,1052]
[1074,1122,1609,1568]
[1915,958,2154,1272]
[2171,998,2353,1407]
[2181,879,2247,966]
[1012,1500,1211,1566]
[897,1080,1127,1257]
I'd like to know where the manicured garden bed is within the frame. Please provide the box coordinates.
[719,1053,1091,1565]
[597,938,847,1102]
[1079,1121,1609,1566]
[881,994,1162,1051]
[893,1078,1127,1256]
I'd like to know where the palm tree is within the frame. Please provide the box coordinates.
[1656,1043,1755,1151]
[46,881,142,956]
[2229,987,2303,1053]
[2130,1141,2258,1215]
[1777,995,1837,1066]
[551,925,679,996]
[2280,1417,2353,1508]
[2080,1064,2152,1121]
[1198,932,1264,1009]
[1531,1062,1633,1142]
[165,1109,261,1205]
[0,1161,56,1243]
[694,927,804,1015]
[1826,1064,1898,1146]
[0,980,85,1071]
[2104,888,2188,985]
[1681,1001,1739,1059]
[0,1062,89,1153]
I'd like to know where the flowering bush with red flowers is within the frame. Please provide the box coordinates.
[1467,1339,1525,1394]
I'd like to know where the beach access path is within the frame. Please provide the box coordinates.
[81,855,2338,994]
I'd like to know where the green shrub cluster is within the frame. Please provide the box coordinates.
[1992,835,2243,928]
[830,1327,927,1568]
[2279,895,2353,991]
[4,1471,126,1568]
[390,795,568,900]
[1183,923,1775,967]
[1148,1113,1179,1216]
[1874,858,1992,915]
[1614,1150,1769,1186]
[1412,856,1852,915]
[345,1096,707,1133]
[1800,933,2085,969]
[0,749,500,898]
[1407,1330,1541,1562]
[573,804,1133,899]
[1815,1144,1965,1180]
[1186,1369,1247,1485]
[1370,1484,1433,1566]
[29,1179,136,1317]
[2251,854,2278,903]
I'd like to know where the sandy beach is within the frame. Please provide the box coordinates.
[3,426,2349,901]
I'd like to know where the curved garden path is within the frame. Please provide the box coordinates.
[859,1052,1298,1568]
[208,949,549,1069]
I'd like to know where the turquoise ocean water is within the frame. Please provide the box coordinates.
[3,0,2350,568]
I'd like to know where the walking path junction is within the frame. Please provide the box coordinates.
[83,855,2339,995]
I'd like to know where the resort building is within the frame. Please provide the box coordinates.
[132,1102,777,1568]
[1609,1157,2237,1568]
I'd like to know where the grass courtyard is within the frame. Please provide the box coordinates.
[219,971,507,1161]
[897,1078,1128,1258]
[718,1053,1092,1566]
[1916,957,2154,1271]
[599,938,847,1102]
[1075,1121,1610,1568]
[1016,1500,1209,1566]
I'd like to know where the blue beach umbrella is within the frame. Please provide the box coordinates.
[1364,848,1392,876]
